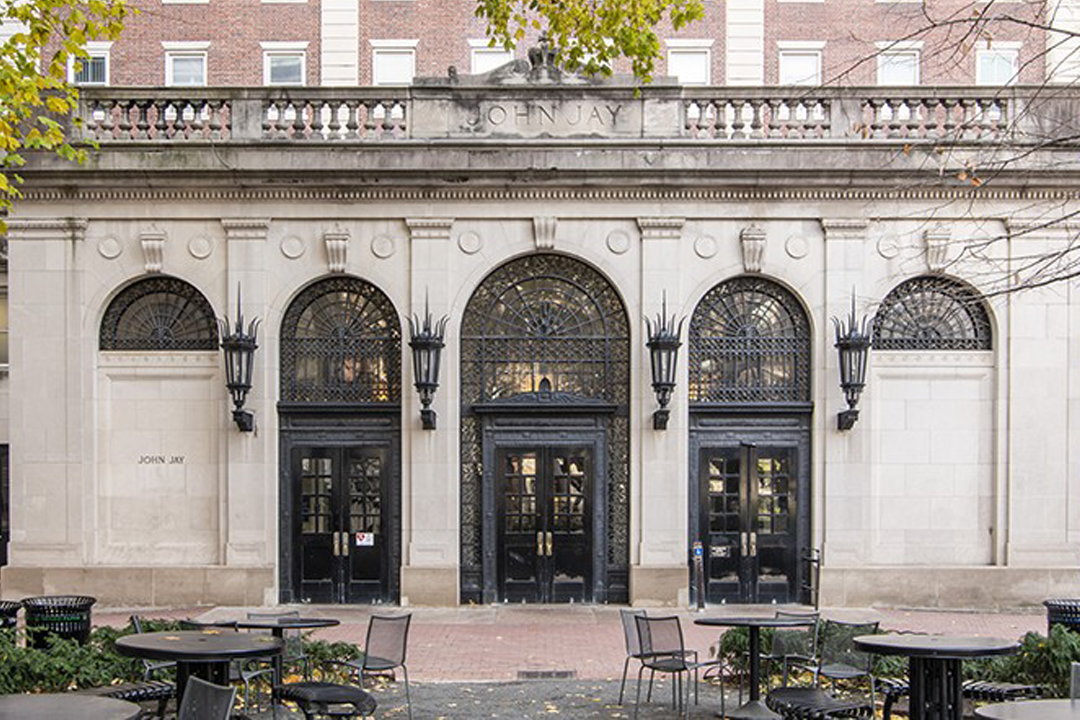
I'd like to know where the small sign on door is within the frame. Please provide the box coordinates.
[355,532,375,547]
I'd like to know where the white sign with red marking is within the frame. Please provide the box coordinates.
[355,532,375,547]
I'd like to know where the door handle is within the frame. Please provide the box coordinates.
[537,531,544,557]
[333,532,340,557]
[750,532,758,557]
[342,531,350,557]
[741,532,748,556]
[546,531,553,557]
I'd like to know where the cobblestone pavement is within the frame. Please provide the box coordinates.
[97,604,1046,683]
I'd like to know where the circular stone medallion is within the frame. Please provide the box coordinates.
[188,235,213,260]
[98,237,122,259]
[280,235,306,259]
[458,231,482,255]
[785,235,809,259]
[371,235,396,259]
[877,234,900,259]
[694,235,717,259]
[606,230,630,255]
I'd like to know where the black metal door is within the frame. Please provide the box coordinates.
[294,445,389,603]
[699,443,798,603]
[497,447,592,603]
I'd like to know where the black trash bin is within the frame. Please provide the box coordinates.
[1044,599,1080,635]
[22,595,96,648]
[0,600,19,630]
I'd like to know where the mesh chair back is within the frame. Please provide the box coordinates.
[248,610,304,660]
[819,619,879,673]
[635,615,686,658]
[364,614,411,670]
[620,609,646,657]
[178,676,237,720]
[770,610,820,659]
[180,619,238,632]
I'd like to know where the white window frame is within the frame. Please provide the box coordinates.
[370,39,418,86]
[976,42,1020,86]
[68,41,113,85]
[163,42,210,86]
[162,0,208,7]
[876,41,922,85]
[468,39,514,75]
[262,41,308,85]
[665,39,714,86]
[777,41,824,86]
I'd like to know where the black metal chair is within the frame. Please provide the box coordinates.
[247,609,312,679]
[180,618,273,709]
[22,595,95,648]
[618,608,647,705]
[130,615,178,681]
[278,681,377,719]
[814,619,880,708]
[879,677,1041,719]
[331,613,413,720]
[762,610,820,688]
[177,676,237,720]
[766,686,874,719]
[632,614,722,720]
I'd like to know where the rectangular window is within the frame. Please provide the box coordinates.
[68,41,112,85]
[778,44,823,85]
[164,43,210,86]
[371,41,418,85]
[469,41,514,74]
[262,43,308,85]
[977,46,1019,85]
[666,40,713,85]
[877,50,920,85]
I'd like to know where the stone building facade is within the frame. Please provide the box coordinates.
[2,66,1080,607]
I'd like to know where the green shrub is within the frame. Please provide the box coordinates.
[964,625,1080,697]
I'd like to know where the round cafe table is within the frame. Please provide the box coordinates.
[116,629,284,705]
[0,694,140,719]
[694,615,816,719]
[976,699,1080,719]
[853,634,1018,720]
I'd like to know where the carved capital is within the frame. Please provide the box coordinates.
[820,218,869,241]
[406,218,455,241]
[323,223,350,273]
[220,218,271,241]
[740,224,766,273]
[636,217,685,241]
[923,225,950,273]
[533,217,557,250]
[139,225,166,273]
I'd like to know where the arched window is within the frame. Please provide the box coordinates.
[280,277,401,404]
[99,276,218,351]
[873,276,992,351]
[460,253,629,405]
[689,276,812,404]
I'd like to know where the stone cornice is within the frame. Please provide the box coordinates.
[7,218,88,241]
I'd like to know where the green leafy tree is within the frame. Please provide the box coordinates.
[475,0,704,83]
[0,0,130,231]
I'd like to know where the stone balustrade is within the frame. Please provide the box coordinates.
[73,85,1063,144]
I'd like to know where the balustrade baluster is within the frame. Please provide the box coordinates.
[325,102,342,140]
[207,100,222,140]
[749,99,765,139]
[288,103,305,139]
[765,99,782,138]
[730,101,746,139]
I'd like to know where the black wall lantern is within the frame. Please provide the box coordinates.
[645,294,684,430]
[833,292,871,431]
[408,297,448,430]
[219,285,260,432]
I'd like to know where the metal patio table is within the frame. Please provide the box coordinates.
[0,693,140,719]
[853,634,1018,720]
[116,629,284,705]
[976,699,1080,719]
[228,617,340,696]
[695,615,816,719]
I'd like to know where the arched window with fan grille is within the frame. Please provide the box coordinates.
[872,276,992,351]
[99,276,219,351]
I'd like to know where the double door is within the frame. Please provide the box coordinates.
[293,445,389,603]
[497,446,592,603]
[698,442,800,604]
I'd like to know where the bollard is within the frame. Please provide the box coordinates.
[692,541,705,611]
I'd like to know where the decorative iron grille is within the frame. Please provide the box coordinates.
[873,276,992,351]
[99,276,218,351]
[280,277,401,403]
[459,254,630,595]
[689,276,811,404]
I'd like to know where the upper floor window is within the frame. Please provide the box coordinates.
[469,40,514,74]
[262,42,308,85]
[977,44,1019,85]
[69,42,112,85]
[666,40,713,85]
[873,276,993,351]
[163,42,210,86]
[371,40,417,85]
[100,276,219,351]
[877,43,920,85]
[777,42,824,85]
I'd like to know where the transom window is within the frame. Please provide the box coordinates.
[99,276,218,351]
[873,276,992,351]
[280,277,401,404]
[689,276,812,404]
